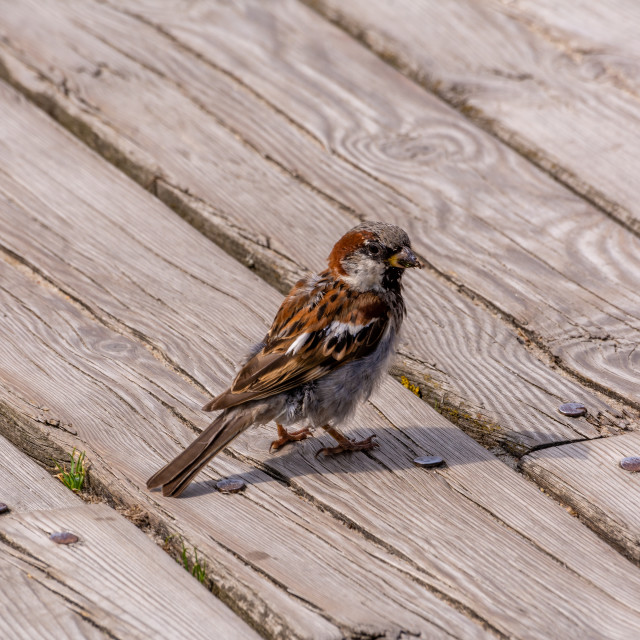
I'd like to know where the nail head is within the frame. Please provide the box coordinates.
[413,455,445,468]
[216,478,245,493]
[559,402,587,417]
[50,532,79,545]
[0,503,9,514]
[620,457,640,472]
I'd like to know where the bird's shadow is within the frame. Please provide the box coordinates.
[176,424,589,499]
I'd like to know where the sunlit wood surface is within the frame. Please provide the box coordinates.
[1,1,639,637]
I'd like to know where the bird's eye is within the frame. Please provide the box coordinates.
[368,243,381,255]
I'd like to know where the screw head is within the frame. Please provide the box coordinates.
[216,478,245,493]
[49,532,79,545]
[413,455,445,468]
[559,402,587,417]
[620,457,640,472]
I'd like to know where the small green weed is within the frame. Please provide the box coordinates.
[54,448,87,492]
[181,539,207,583]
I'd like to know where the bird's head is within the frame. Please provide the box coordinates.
[328,221,422,292]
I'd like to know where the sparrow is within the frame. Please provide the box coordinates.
[147,221,422,497]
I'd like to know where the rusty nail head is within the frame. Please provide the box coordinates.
[0,503,9,515]
[216,478,245,493]
[559,402,587,417]
[50,532,79,545]
[620,457,640,472]
[413,455,445,468]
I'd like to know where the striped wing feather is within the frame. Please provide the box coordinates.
[205,274,389,411]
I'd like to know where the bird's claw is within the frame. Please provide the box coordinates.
[270,426,313,452]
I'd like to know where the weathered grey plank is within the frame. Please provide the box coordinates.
[0,433,78,513]
[0,0,631,457]
[0,439,106,640]
[1,79,640,638]
[509,0,640,75]
[0,504,262,640]
[305,0,640,238]
[0,560,105,640]
[522,432,640,564]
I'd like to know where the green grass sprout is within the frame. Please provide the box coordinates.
[54,448,87,492]
[181,539,207,583]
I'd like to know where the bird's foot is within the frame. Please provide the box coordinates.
[270,424,313,452]
[315,427,378,457]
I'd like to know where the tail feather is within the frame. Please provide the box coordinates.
[147,411,252,497]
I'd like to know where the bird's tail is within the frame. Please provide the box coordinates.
[146,410,253,497]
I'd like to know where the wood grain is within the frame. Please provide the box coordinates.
[0,504,261,640]
[0,560,105,640]
[1,78,640,638]
[508,0,640,79]
[0,434,78,513]
[0,0,632,456]
[304,0,640,238]
[522,432,640,564]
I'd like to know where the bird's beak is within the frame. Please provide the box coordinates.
[387,246,423,269]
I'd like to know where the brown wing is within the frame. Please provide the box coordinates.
[205,273,389,411]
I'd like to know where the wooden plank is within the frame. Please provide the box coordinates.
[304,0,640,238]
[521,432,640,564]
[508,0,640,70]
[0,504,261,640]
[0,436,105,640]
[0,433,78,513]
[0,561,105,640]
[0,0,632,457]
[1,80,640,638]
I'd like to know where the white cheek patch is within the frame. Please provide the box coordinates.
[340,259,386,292]
[286,332,310,355]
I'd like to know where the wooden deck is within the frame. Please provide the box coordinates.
[0,1,639,637]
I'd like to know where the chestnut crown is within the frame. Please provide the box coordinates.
[328,222,421,292]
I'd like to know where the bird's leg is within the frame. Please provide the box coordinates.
[270,423,313,451]
[315,425,378,457]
